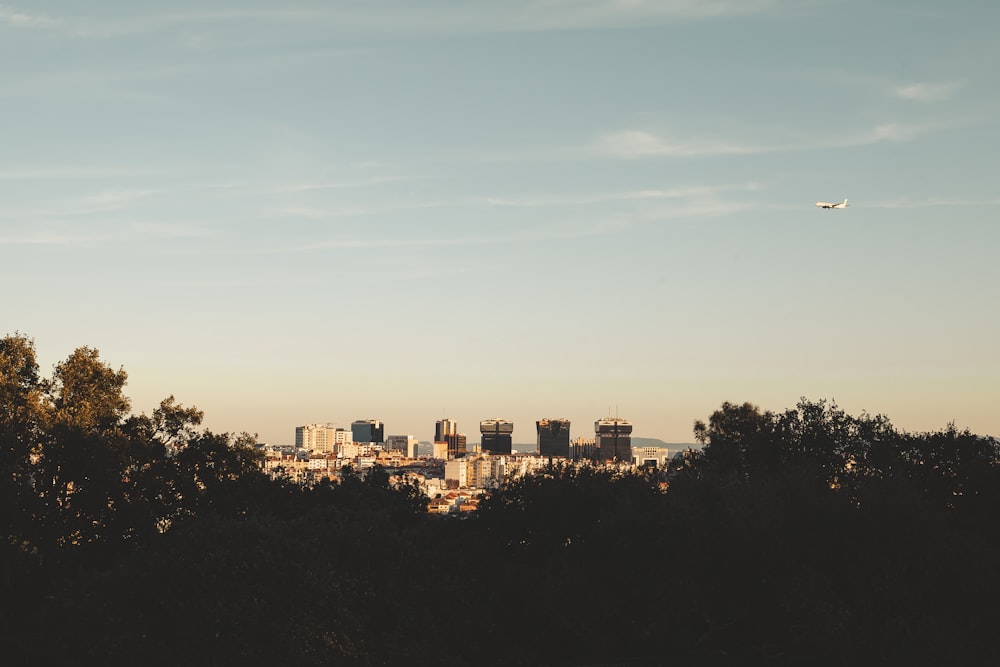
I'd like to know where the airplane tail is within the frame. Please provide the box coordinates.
[843,198,849,206]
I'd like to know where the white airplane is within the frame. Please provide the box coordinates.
[816,198,848,209]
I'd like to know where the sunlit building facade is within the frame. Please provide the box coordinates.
[295,423,338,454]
[435,418,466,458]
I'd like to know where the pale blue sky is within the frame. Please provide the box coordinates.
[3,1,998,445]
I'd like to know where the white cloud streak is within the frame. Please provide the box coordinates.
[0,4,61,29]
[269,176,412,194]
[591,122,928,159]
[10,0,783,39]
[516,0,778,28]
[894,81,964,103]
[867,197,1000,209]
[269,182,760,222]
[0,166,164,180]
[128,222,220,239]
[483,183,760,207]
[283,217,632,254]
[592,130,762,158]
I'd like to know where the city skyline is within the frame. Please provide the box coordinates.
[4,1,998,446]
[291,414,648,452]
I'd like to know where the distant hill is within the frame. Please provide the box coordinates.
[631,437,702,451]
[422,439,702,456]
[511,438,702,455]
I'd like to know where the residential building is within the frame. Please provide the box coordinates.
[444,459,467,489]
[295,423,343,454]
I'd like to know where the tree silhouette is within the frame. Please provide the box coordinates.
[4,334,1000,664]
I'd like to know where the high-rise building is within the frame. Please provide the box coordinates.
[480,418,514,455]
[295,424,354,454]
[386,434,419,458]
[295,423,336,453]
[595,417,632,462]
[434,418,457,444]
[536,418,571,458]
[435,418,466,458]
[351,419,384,444]
[570,436,597,461]
[451,432,467,459]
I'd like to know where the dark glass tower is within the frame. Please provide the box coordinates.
[595,418,632,462]
[351,419,384,444]
[480,418,513,455]
[435,419,466,458]
[536,418,571,458]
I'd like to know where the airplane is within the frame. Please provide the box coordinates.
[816,198,848,209]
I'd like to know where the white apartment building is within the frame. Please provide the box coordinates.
[338,442,380,459]
[295,423,353,454]
[444,459,467,489]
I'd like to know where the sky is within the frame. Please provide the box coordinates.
[3,0,998,446]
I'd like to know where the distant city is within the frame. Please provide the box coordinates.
[290,416,643,461]
[262,416,698,513]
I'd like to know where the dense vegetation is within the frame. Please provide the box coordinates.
[2,333,999,665]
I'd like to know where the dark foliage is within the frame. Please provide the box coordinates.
[3,335,1000,665]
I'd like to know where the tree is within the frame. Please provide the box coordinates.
[49,346,130,435]
[0,336,277,560]
[0,334,46,543]
[172,430,266,518]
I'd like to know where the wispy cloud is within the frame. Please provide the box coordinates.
[0,217,218,247]
[0,7,338,38]
[129,222,220,239]
[515,0,778,29]
[273,206,373,220]
[591,130,762,158]
[894,81,964,103]
[0,4,61,29]
[868,197,1000,209]
[484,183,760,207]
[272,181,758,254]
[0,188,161,223]
[0,166,164,180]
[282,217,632,254]
[14,0,783,40]
[269,175,412,194]
[0,230,108,246]
[0,62,191,100]
[82,189,160,209]
[269,182,760,221]
[590,122,927,159]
